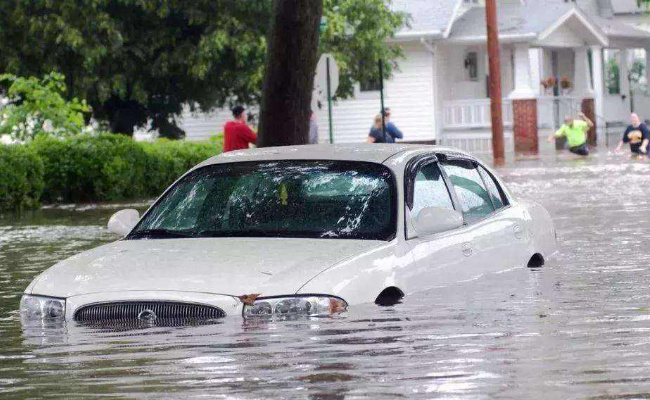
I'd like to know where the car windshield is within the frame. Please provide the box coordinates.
[129,161,396,241]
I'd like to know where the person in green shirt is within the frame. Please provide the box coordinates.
[547,112,594,156]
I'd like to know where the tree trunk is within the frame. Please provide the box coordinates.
[257,0,323,147]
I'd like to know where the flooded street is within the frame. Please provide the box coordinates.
[1,148,650,399]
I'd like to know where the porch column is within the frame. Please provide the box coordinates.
[510,43,538,154]
[575,47,596,145]
[591,46,605,147]
[574,48,593,97]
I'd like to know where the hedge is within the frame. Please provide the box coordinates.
[0,145,45,212]
[0,134,219,211]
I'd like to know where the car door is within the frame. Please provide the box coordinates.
[401,156,480,293]
[477,163,532,268]
[440,158,524,275]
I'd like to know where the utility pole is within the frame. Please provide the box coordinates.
[485,0,505,165]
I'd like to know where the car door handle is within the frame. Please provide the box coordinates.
[461,242,473,257]
[513,224,524,239]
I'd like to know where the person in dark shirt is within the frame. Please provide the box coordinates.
[223,105,257,153]
[616,113,649,155]
[384,108,404,140]
[367,109,404,143]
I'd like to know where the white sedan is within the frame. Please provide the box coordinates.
[20,144,557,323]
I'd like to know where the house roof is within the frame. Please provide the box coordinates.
[448,2,574,41]
[392,0,458,39]
[609,0,648,15]
[590,14,650,39]
[390,0,650,44]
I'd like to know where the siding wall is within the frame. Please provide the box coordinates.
[316,42,436,143]
[174,42,436,143]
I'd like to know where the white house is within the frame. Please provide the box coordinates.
[177,0,650,154]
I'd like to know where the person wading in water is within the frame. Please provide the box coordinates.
[547,112,594,156]
[616,113,649,156]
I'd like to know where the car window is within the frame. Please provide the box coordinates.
[442,160,495,223]
[130,161,397,241]
[478,166,507,210]
[411,163,455,218]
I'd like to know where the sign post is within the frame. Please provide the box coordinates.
[314,54,339,143]
[379,59,387,142]
[326,57,334,144]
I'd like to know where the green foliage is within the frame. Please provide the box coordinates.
[0,134,219,211]
[139,139,217,195]
[629,59,646,92]
[606,57,620,95]
[320,0,406,98]
[606,57,647,95]
[0,145,44,212]
[0,73,90,141]
[32,134,150,203]
[0,0,404,137]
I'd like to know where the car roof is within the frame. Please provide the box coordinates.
[201,143,478,166]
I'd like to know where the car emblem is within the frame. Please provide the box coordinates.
[137,309,157,321]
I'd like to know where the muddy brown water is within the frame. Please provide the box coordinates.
[1,149,650,399]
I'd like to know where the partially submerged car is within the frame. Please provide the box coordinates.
[21,144,557,324]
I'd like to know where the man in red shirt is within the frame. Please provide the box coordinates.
[223,105,257,152]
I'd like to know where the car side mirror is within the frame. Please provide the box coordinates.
[108,209,140,237]
[414,207,464,237]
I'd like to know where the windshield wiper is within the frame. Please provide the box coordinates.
[195,230,286,238]
[129,228,195,239]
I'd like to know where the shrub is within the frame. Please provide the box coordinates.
[32,134,150,203]
[0,145,44,212]
[30,134,219,204]
[140,139,216,194]
[0,133,220,210]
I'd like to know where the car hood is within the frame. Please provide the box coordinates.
[29,238,384,298]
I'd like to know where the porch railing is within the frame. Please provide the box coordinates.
[443,99,513,129]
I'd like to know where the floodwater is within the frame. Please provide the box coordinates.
[1,148,650,399]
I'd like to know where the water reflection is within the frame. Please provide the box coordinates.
[2,150,650,398]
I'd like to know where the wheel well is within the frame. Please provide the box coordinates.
[527,253,545,268]
[375,286,404,306]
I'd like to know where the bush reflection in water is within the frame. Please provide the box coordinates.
[2,151,650,399]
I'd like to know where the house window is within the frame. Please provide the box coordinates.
[360,77,382,92]
[465,52,479,81]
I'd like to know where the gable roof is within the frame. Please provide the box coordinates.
[448,2,574,41]
[608,0,649,16]
[442,0,650,44]
[588,14,650,39]
[392,0,459,40]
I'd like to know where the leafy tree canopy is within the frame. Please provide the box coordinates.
[0,0,405,138]
[0,72,89,141]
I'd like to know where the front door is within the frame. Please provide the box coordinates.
[402,159,479,293]
[440,159,526,276]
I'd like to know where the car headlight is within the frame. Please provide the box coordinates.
[243,295,348,318]
[20,295,66,319]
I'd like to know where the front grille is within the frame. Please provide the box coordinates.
[74,301,226,323]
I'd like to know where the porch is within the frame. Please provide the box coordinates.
[435,7,650,154]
